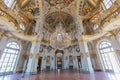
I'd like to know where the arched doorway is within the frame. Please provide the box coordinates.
[98,41,120,72]
[37,57,42,72]
[77,56,81,70]
[55,50,64,70]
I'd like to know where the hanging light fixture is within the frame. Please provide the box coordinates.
[50,22,71,50]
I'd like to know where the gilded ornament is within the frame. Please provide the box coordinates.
[21,54,27,60]
[86,53,90,57]
[80,53,84,58]
[91,53,97,58]
[36,53,40,58]
[29,53,33,58]
[116,50,120,55]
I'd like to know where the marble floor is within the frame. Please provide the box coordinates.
[0,71,120,80]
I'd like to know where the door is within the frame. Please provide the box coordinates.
[57,57,62,69]
[37,57,42,72]
[77,56,81,70]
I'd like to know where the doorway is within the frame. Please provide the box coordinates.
[57,57,62,69]
[77,56,81,70]
[55,50,64,70]
[37,57,42,72]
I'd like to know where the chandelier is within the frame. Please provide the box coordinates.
[50,22,71,50]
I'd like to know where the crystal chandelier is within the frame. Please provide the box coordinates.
[50,22,71,50]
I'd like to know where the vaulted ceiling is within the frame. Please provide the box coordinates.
[44,11,76,33]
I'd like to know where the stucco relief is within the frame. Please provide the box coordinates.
[44,0,74,7]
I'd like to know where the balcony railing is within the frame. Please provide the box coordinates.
[0,8,18,26]
[87,1,120,35]
[100,1,120,26]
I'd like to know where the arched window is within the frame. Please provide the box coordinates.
[93,24,99,31]
[0,42,20,74]
[103,0,115,9]
[99,41,120,72]
[3,0,15,8]
[19,24,25,31]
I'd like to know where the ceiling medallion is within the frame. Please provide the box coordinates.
[50,22,71,50]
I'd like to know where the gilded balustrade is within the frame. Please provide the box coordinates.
[0,8,18,26]
[99,1,120,26]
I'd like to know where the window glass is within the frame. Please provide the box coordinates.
[19,24,25,31]
[99,41,120,72]
[103,0,114,9]
[0,42,20,74]
[3,0,15,8]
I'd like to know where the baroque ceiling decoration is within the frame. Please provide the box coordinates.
[21,0,41,16]
[42,11,78,50]
[79,0,92,16]
[44,0,74,7]
[1,0,118,49]
[50,22,71,50]
[79,0,101,17]
[44,11,76,33]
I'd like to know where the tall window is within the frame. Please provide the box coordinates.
[103,0,114,9]
[3,0,15,8]
[99,41,120,72]
[0,42,20,74]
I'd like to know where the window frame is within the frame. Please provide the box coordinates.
[3,0,16,9]
[102,0,114,9]
[98,41,114,71]
[0,42,20,75]
[98,40,120,72]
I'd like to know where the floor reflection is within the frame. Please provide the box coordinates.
[0,71,120,80]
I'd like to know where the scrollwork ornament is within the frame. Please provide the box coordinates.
[39,46,43,53]
[29,53,33,58]
[36,53,40,58]
[76,46,80,52]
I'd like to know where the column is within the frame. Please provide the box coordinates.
[80,41,94,73]
[41,56,46,71]
[73,50,77,70]
[50,55,54,70]
[41,48,46,71]
[26,41,39,74]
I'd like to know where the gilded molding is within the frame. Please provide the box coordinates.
[86,53,90,58]
[36,53,40,58]
[116,50,120,55]
[29,53,33,58]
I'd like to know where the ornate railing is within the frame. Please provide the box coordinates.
[99,1,120,26]
[88,1,120,35]
[0,8,18,26]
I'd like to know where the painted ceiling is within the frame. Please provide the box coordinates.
[44,0,74,7]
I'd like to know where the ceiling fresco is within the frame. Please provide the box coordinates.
[44,0,74,7]
[44,12,76,33]
[79,0,92,16]
[22,0,40,16]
